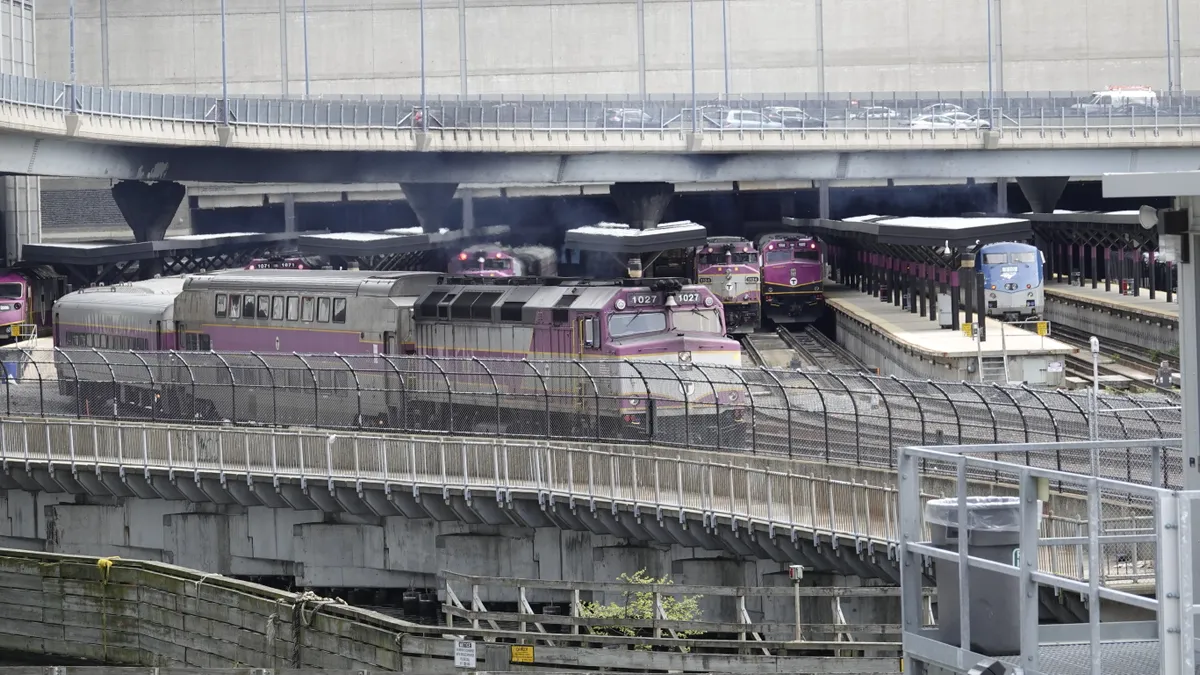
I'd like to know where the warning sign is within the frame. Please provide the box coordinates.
[961,323,975,338]
[454,640,477,668]
[1036,321,1050,336]
[510,645,534,664]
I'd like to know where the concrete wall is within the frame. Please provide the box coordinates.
[33,0,1200,97]
[1043,292,1178,358]
[2,0,39,264]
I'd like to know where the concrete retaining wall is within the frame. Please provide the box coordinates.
[0,549,902,673]
[1044,293,1178,357]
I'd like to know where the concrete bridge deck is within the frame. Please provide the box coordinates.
[0,416,1163,592]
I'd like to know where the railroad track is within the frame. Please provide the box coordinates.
[779,327,872,373]
[1053,324,1179,376]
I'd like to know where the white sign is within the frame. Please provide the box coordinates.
[454,640,477,668]
[1012,549,1020,567]
[1047,361,1064,373]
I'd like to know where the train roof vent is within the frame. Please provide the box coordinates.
[417,291,446,318]
[554,294,580,308]
[451,291,484,320]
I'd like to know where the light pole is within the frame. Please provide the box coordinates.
[985,0,994,115]
[220,0,229,123]
[68,0,76,110]
[1089,336,1100,445]
[720,0,729,100]
[689,0,697,131]
[302,0,311,97]
[420,0,427,131]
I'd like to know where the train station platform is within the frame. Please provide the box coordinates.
[1043,283,1179,356]
[826,285,1076,386]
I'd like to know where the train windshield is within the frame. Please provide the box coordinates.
[608,311,667,338]
[672,308,722,333]
[729,252,756,264]
[763,250,791,263]
[983,253,1008,264]
[792,250,820,261]
[1011,251,1037,264]
[481,258,510,270]
[697,253,725,265]
[0,283,21,298]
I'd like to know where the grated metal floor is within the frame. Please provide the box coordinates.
[999,640,1199,674]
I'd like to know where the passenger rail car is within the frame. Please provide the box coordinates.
[52,271,745,445]
[0,266,67,344]
[694,236,760,334]
[977,242,1044,320]
[448,244,557,278]
[758,234,824,325]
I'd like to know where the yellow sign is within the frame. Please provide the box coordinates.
[1036,321,1050,336]
[961,323,974,338]
[510,645,534,664]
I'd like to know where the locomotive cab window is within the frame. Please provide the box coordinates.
[229,294,242,319]
[286,296,300,321]
[0,282,22,298]
[608,311,666,338]
[763,250,791,264]
[301,296,315,322]
[332,298,347,324]
[729,252,756,264]
[317,297,331,323]
[1012,252,1037,264]
[792,249,820,261]
[983,253,1008,264]
[214,294,228,318]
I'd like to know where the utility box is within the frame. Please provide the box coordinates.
[925,496,1023,656]
[937,294,953,328]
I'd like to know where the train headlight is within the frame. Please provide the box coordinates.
[678,351,693,364]
[704,296,714,307]
[615,299,627,310]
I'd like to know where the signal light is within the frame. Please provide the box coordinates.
[459,253,468,260]
[495,252,502,258]
[1026,284,1031,289]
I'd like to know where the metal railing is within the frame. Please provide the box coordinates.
[0,416,1162,587]
[899,439,1191,675]
[0,346,1181,477]
[4,73,1200,136]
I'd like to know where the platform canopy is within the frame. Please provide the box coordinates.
[24,232,307,286]
[298,225,511,258]
[563,220,708,254]
[790,215,1032,250]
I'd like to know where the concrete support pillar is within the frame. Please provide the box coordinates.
[163,513,233,574]
[112,180,186,243]
[400,182,459,232]
[1015,176,1069,214]
[461,190,475,232]
[610,182,674,229]
[995,177,1009,214]
[673,557,753,623]
[283,194,297,233]
[817,180,831,220]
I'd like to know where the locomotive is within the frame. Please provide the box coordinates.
[757,233,824,325]
[693,236,761,334]
[448,244,558,278]
[977,241,1044,321]
[52,270,745,444]
[0,266,67,344]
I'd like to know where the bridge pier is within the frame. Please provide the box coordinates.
[400,182,459,232]
[1016,176,1069,213]
[611,181,674,229]
[112,180,186,242]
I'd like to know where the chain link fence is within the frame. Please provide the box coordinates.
[0,346,1179,476]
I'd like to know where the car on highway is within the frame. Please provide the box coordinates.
[763,106,826,128]
[712,109,784,129]
[906,114,987,130]
[921,103,964,116]
[933,111,991,128]
[849,106,900,120]
[593,108,663,129]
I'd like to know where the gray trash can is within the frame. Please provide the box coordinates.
[925,496,1023,656]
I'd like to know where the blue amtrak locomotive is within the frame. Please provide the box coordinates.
[978,242,1044,320]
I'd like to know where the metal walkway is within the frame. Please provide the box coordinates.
[0,416,1169,587]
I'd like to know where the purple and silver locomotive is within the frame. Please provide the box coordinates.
[694,236,760,334]
[758,233,824,325]
[448,244,558,278]
[0,266,66,344]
